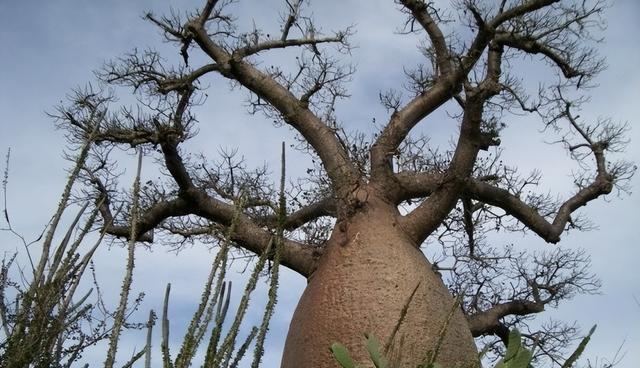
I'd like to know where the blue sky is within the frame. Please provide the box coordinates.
[1,0,639,367]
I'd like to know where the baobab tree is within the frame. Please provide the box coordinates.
[52,0,634,366]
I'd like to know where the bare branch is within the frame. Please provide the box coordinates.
[254,196,335,230]
[398,0,452,76]
[234,34,346,59]
[189,191,320,276]
[461,0,562,75]
[400,83,501,243]
[491,0,560,27]
[98,195,191,243]
[468,300,545,337]
[494,32,598,81]
[184,19,359,194]
[464,173,610,244]
[392,171,443,203]
[370,78,460,184]
[281,0,303,41]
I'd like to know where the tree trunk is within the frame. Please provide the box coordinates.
[281,197,478,367]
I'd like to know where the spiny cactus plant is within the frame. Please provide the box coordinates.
[120,143,289,368]
[561,325,597,368]
[0,130,129,368]
[1,142,288,367]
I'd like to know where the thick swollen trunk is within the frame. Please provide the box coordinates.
[281,199,478,367]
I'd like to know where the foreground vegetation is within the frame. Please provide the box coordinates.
[0,146,606,367]
[0,144,287,367]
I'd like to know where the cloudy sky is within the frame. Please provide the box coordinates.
[1,0,638,367]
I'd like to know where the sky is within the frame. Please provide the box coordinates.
[0,0,639,367]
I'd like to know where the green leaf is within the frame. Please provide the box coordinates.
[505,329,523,361]
[508,349,533,368]
[331,342,357,368]
[364,333,388,368]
